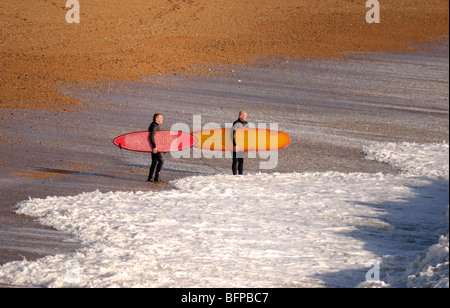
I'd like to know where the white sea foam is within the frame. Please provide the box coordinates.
[0,142,448,287]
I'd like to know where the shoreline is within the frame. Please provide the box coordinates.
[1,39,448,269]
[0,0,448,286]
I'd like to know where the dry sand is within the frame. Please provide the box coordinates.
[1,0,448,110]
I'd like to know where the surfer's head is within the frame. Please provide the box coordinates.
[153,113,163,125]
[239,111,248,122]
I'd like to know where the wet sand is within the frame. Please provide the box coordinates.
[1,40,448,267]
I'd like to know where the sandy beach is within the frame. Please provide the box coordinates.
[0,0,449,285]
[1,0,448,110]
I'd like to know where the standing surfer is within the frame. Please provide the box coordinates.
[232,111,248,175]
[147,113,164,183]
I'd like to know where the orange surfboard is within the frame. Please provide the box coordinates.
[192,128,291,152]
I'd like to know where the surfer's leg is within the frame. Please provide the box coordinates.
[238,158,244,175]
[148,153,158,181]
[154,153,164,181]
[232,152,238,175]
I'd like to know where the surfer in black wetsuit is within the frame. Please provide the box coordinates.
[147,113,164,183]
[232,111,248,175]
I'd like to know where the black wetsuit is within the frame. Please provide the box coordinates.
[232,118,248,175]
[147,121,164,181]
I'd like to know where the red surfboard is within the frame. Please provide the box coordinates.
[113,131,197,153]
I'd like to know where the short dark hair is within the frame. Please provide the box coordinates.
[153,113,162,122]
